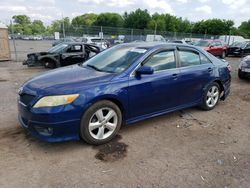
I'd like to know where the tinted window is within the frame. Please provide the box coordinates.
[200,53,211,64]
[179,51,200,67]
[144,51,176,71]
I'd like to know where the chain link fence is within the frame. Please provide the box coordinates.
[9,25,219,62]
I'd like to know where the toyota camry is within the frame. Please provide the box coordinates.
[18,43,231,145]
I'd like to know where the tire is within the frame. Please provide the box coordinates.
[80,100,122,145]
[42,59,56,69]
[200,82,221,111]
[238,69,245,79]
[220,51,226,59]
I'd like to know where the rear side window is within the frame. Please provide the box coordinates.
[144,51,176,71]
[179,51,200,67]
[200,53,211,64]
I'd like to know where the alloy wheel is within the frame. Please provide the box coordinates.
[88,107,118,140]
[206,86,219,108]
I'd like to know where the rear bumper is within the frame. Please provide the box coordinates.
[221,78,231,100]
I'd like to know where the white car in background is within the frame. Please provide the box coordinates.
[81,37,110,49]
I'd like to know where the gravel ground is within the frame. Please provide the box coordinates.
[0,57,249,188]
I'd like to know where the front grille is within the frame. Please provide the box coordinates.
[20,93,36,106]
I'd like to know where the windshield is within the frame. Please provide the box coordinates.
[194,40,210,47]
[84,46,147,73]
[230,41,243,47]
[48,44,68,53]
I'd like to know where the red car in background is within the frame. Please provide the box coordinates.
[194,40,228,58]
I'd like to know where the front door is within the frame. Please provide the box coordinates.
[128,49,181,119]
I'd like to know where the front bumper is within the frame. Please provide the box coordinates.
[239,67,250,77]
[23,59,42,67]
[18,101,81,142]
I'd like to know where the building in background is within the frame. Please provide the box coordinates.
[0,23,10,61]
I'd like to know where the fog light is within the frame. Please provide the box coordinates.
[34,126,53,136]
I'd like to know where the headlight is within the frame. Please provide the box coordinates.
[33,94,79,108]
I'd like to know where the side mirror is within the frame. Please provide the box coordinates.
[136,66,154,76]
[209,45,214,48]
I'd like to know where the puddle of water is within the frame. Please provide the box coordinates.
[94,135,128,162]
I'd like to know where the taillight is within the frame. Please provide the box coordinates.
[227,64,232,72]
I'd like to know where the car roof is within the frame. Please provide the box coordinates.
[117,42,197,50]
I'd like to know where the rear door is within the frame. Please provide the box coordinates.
[177,47,215,105]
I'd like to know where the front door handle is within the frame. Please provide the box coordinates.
[172,73,178,79]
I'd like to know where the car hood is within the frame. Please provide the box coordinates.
[22,65,115,96]
[27,52,55,58]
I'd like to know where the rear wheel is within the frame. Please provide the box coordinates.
[80,100,122,145]
[201,82,221,110]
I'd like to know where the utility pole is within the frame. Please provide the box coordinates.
[10,20,17,62]
[154,21,157,41]
[62,14,65,39]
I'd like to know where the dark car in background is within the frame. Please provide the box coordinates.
[194,40,228,58]
[227,41,250,57]
[18,43,231,145]
[23,42,101,68]
[238,56,250,79]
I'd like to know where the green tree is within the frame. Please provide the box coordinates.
[93,13,124,27]
[71,13,98,27]
[238,20,250,38]
[31,20,46,34]
[124,9,151,29]
[12,15,31,25]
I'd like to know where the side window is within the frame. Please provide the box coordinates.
[144,51,176,71]
[179,50,201,67]
[200,53,211,64]
[67,45,82,53]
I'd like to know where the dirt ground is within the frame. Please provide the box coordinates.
[0,57,249,188]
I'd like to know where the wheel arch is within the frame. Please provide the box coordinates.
[83,95,127,124]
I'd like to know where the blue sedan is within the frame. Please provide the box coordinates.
[18,43,231,145]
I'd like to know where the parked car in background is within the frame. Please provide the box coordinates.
[194,40,227,58]
[114,35,125,44]
[227,41,250,57]
[168,40,188,44]
[238,56,250,79]
[80,37,110,49]
[33,36,43,40]
[23,42,101,68]
[146,35,166,42]
[18,43,231,145]
[219,35,246,45]
[52,38,76,46]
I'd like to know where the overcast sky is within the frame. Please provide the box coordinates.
[0,0,249,26]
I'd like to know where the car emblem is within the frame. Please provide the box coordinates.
[18,87,23,95]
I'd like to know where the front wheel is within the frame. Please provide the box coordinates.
[238,69,245,79]
[200,82,221,110]
[80,100,122,145]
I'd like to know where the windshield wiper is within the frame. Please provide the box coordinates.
[86,64,102,72]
